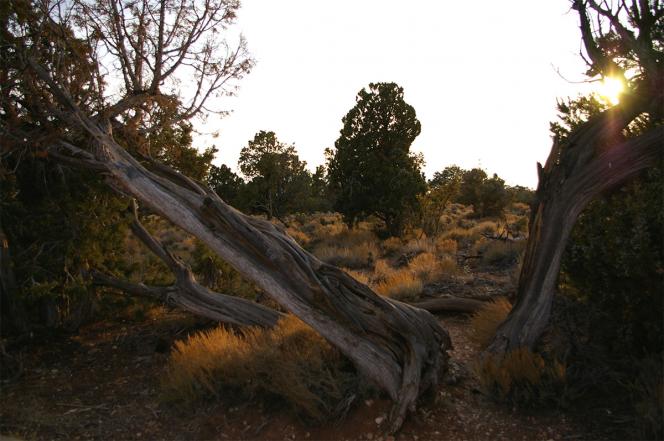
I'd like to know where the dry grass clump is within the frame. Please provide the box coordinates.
[381,237,403,255]
[408,252,439,282]
[286,227,311,246]
[511,202,530,215]
[313,241,379,269]
[473,240,526,267]
[469,297,512,349]
[440,227,480,247]
[373,259,395,281]
[402,237,435,256]
[475,348,567,406]
[407,252,455,283]
[471,220,500,236]
[374,270,423,301]
[343,268,370,285]
[435,237,457,256]
[162,315,355,421]
[438,256,458,277]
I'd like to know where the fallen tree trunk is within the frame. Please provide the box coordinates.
[31,60,451,433]
[410,296,486,314]
[91,202,283,329]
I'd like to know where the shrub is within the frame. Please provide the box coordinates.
[479,240,526,267]
[374,270,423,301]
[438,257,458,278]
[381,237,403,255]
[469,297,512,349]
[434,237,457,256]
[162,316,357,421]
[373,259,395,281]
[475,348,567,406]
[313,241,379,269]
[408,252,457,283]
[402,237,435,255]
[408,252,439,282]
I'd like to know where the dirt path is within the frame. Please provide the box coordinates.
[1,308,611,441]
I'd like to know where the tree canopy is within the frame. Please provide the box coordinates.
[327,82,426,235]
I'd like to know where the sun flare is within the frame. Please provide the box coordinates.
[598,77,625,105]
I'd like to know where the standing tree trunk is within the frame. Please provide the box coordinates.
[486,102,663,354]
[485,0,664,355]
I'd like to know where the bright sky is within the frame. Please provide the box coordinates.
[196,0,596,188]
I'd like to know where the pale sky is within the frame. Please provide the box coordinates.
[196,0,596,188]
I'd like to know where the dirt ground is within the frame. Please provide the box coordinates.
[0,277,624,441]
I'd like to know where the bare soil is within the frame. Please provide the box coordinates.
[1,274,620,441]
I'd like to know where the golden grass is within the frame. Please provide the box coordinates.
[438,256,458,277]
[373,259,395,281]
[471,220,500,235]
[162,315,353,421]
[469,297,512,349]
[381,237,403,255]
[313,241,380,269]
[402,237,435,255]
[408,252,441,283]
[475,348,566,405]
[435,237,457,256]
[374,270,423,301]
[343,268,370,285]
[286,227,311,246]
[475,240,526,266]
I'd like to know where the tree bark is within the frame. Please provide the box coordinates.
[486,103,664,354]
[90,202,284,329]
[32,61,451,432]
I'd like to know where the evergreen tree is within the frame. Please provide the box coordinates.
[327,82,426,235]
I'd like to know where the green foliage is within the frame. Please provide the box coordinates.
[561,166,663,357]
[327,82,426,235]
[0,158,129,330]
[207,164,246,209]
[238,131,323,218]
[457,169,510,217]
[416,165,463,236]
[150,121,217,181]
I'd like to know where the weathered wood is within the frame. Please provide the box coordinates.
[91,202,283,329]
[410,296,486,314]
[31,61,451,433]
[486,101,664,354]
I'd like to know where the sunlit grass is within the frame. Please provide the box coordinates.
[162,315,355,421]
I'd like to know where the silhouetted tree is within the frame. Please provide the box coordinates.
[327,82,426,235]
[238,131,311,218]
[208,164,246,208]
[486,0,663,354]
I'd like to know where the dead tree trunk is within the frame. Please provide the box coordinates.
[486,101,664,354]
[31,61,451,432]
[91,202,283,329]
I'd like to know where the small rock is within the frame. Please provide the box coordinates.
[367,433,373,440]
[375,416,385,425]
[365,399,374,407]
